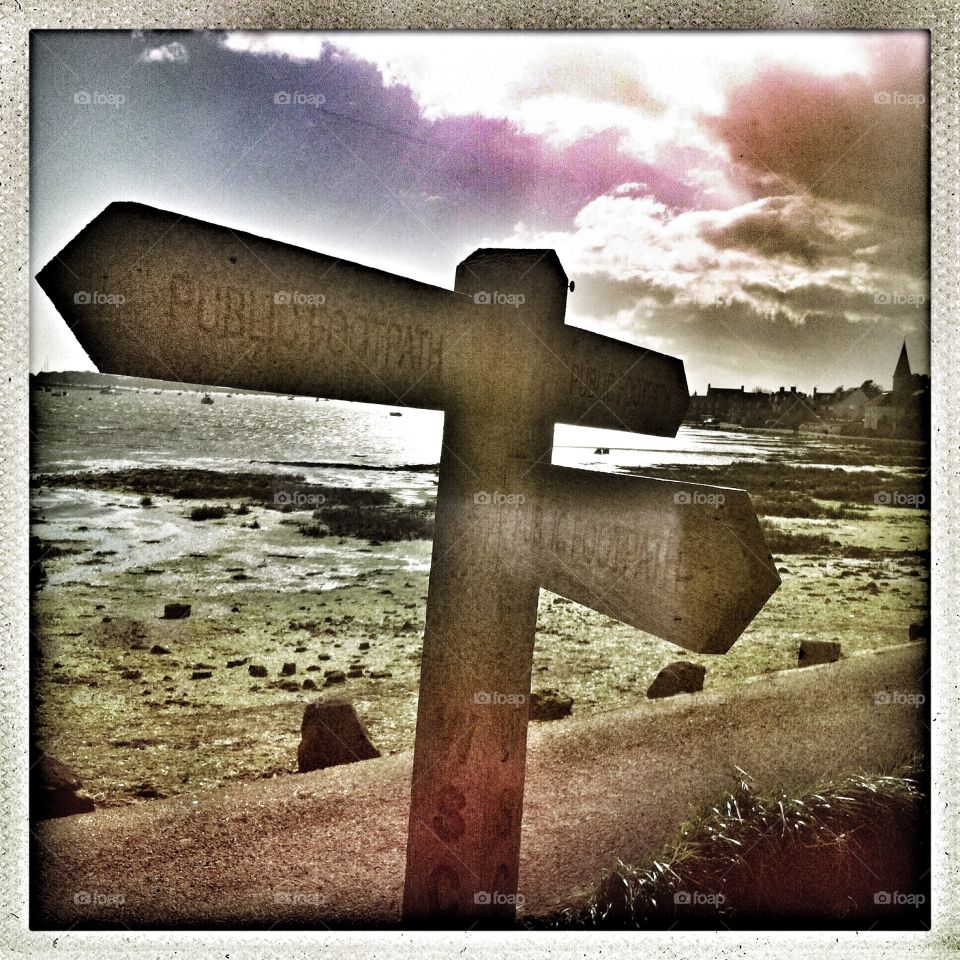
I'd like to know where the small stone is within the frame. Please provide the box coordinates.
[32,753,95,820]
[529,689,574,721]
[324,670,347,686]
[297,697,380,772]
[368,670,393,679]
[226,657,249,668]
[191,670,213,680]
[163,603,191,620]
[303,678,317,690]
[798,640,841,666]
[281,662,297,676]
[908,621,928,641]
[150,644,171,655]
[358,641,370,650]
[646,661,706,699]
[248,664,268,678]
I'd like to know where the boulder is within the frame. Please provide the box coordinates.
[32,753,95,820]
[248,664,268,678]
[324,670,347,686]
[529,689,574,721]
[646,661,706,699]
[798,640,842,667]
[281,662,297,676]
[297,698,380,773]
[163,603,191,620]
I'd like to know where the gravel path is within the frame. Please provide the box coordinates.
[34,643,926,928]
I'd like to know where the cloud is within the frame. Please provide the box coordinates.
[703,33,927,220]
[139,41,190,64]
[507,46,666,116]
[480,181,927,389]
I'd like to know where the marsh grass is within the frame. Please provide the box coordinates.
[631,461,928,518]
[542,758,926,929]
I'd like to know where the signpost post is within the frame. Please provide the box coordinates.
[38,202,781,925]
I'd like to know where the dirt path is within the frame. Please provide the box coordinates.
[34,643,926,928]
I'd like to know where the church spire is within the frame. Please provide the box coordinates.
[893,340,912,392]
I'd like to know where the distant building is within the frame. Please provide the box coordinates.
[825,387,870,419]
[687,342,926,437]
[863,342,929,438]
[687,384,815,428]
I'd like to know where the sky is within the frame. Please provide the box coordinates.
[30,30,929,393]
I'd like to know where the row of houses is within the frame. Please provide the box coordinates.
[687,342,929,439]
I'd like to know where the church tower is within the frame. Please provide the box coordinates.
[893,341,912,395]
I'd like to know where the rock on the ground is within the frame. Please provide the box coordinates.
[798,640,842,667]
[248,664,268,678]
[529,689,574,721]
[32,753,95,820]
[297,698,381,773]
[324,670,347,686]
[908,622,928,641]
[646,661,706,699]
[163,603,191,620]
[281,662,297,676]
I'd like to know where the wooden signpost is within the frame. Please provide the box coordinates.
[38,203,781,925]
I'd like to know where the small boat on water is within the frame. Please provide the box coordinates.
[200,393,214,405]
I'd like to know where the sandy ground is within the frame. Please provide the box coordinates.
[31,479,928,807]
[33,643,927,928]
